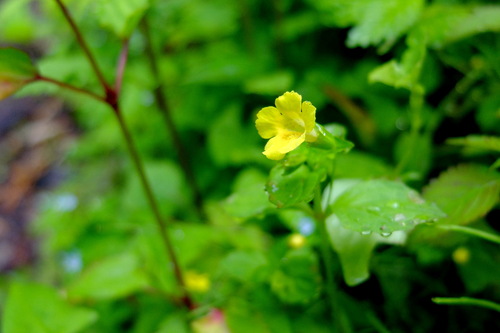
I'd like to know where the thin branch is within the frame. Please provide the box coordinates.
[115,39,130,95]
[36,75,105,102]
[140,16,204,218]
[114,106,194,310]
[53,0,110,91]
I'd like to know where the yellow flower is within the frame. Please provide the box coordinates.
[256,91,318,160]
[185,271,211,293]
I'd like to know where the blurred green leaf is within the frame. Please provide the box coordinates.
[0,48,38,100]
[243,71,294,95]
[476,94,500,133]
[423,164,500,225]
[446,135,500,155]
[123,161,190,217]
[0,0,36,42]
[208,104,261,166]
[329,179,445,234]
[223,168,272,218]
[394,132,433,179]
[369,33,426,92]
[270,248,321,303]
[312,0,424,48]
[335,151,391,179]
[95,0,150,38]
[67,252,149,301]
[219,251,268,282]
[414,5,500,48]
[3,282,97,333]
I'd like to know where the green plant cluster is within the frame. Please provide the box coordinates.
[0,0,499,332]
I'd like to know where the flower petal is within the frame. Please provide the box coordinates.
[256,106,283,139]
[263,131,305,160]
[275,91,302,115]
[302,101,318,142]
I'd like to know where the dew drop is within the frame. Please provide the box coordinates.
[380,232,392,237]
[271,184,279,193]
[368,206,381,212]
[394,213,406,222]
[391,202,400,208]
[361,230,372,235]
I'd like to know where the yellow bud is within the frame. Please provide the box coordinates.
[288,233,306,249]
[452,247,470,264]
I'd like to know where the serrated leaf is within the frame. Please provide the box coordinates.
[369,32,426,92]
[329,179,445,234]
[2,282,97,333]
[0,47,38,100]
[446,135,500,155]
[95,0,150,38]
[346,0,424,48]
[423,164,500,225]
[270,248,321,304]
[67,252,149,301]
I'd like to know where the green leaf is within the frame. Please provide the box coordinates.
[311,0,424,48]
[223,168,273,218]
[345,0,425,48]
[270,248,321,304]
[414,5,500,48]
[446,135,500,155]
[335,151,391,179]
[266,163,322,208]
[219,251,268,282]
[95,0,150,38]
[0,47,38,100]
[67,252,149,301]
[394,132,433,179]
[326,214,406,286]
[423,164,500,225]
[207,103,262,166]
[369,32,426,92]
[3,282,97,333]
[329,179,445,234]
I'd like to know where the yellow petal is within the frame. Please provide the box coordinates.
[255,106,282,139]
[301,101,316,133]
[275,91,302,115]
[263,131,305,160]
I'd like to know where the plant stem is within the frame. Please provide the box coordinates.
[114,106,194,310]
[140,17,204,218]
[432,297,500,313]
[323,84,376,148]
[313,187,340,329]
[433,224,500,245]
[54,0,110,92]
[36,75,105,102]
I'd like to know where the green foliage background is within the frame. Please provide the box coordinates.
[1,0,499,332]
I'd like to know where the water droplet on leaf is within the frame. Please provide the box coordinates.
[361,230,372,235]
